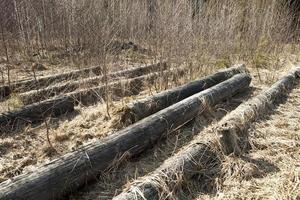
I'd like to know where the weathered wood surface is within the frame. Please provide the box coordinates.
[0,67,176,133]
[121,64,247,124]
[113,140,218,200]
[19,62,167,105]
[0,85,10,100]
[0,65,104,98]
[113,68,300,200]
[0,73,251,200]
[0,96,74,134]
[66,68,175,106]
[218,68,300,155]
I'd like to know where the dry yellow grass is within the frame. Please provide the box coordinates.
[0,63,215,183]
[1,1,300,199]
[198,81,300,200]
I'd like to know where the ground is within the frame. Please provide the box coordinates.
[0,47,299,199]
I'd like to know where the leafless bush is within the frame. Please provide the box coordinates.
[0,0,298,69]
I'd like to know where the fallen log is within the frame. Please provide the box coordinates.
[218,68,300,155]
[0,73,251,200]
[0,65,106,99]
[0,96,74,134]
[113,68,300,200]
[19,62,167,105]
[113,139,219,200]
[0,67,178,133]
[66,67,178,106]
[120,64,247,124]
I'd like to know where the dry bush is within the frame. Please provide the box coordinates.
[0,0,297,114]
[0,0,297,62]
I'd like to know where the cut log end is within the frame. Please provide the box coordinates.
[217,127,241,156]
[119,107,137,126]
[0,86,11,99]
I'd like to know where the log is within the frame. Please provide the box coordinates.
[0,73,251,200]
[19,62,167,105]
[0,96,74,134]
[113,68,300,200]
[0,65,104,98]
[217,68,300,155]
[113,140,218,200]
[0,67,178,133]
[120,64,247,124]
[66,68,178,106]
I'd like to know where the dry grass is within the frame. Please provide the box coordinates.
[67,63,299,200]
[0,63,216,183]
[1,1,300,199]
[0,0,297,84]
[69,88,251,200]
[198,80,300,200]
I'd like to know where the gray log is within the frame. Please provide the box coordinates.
[0,73,251,200]
[218,68,300,155]
[0,96,74,134]
[0,67,176,134]
[120,64,247,124]
[113,141,218,200]
[114,68,300,200]
[19,62,167,105]
[66,68,178,106]
[10,66,103,93]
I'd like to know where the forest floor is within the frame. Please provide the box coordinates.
[0,44,299,199]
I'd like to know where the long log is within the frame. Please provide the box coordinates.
[113,139,219,200]
[0,96,74,134]
[120,64,247,124]
[19,62,167,105]
[218,68,300,155]
[66,67,181,106]
[0,68,178,133]
[0,73,251,200]
[0,65,105,98]
[113,68,300,200]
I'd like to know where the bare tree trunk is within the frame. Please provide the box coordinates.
[147,0,157,34]
[0,20,10,88]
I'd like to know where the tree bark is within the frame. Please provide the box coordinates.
[0,65,103,98]
[120,64,247,125]
[0,73,251,200]
[19,62,167,105]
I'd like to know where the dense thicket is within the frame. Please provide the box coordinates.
[0,0,298,64]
